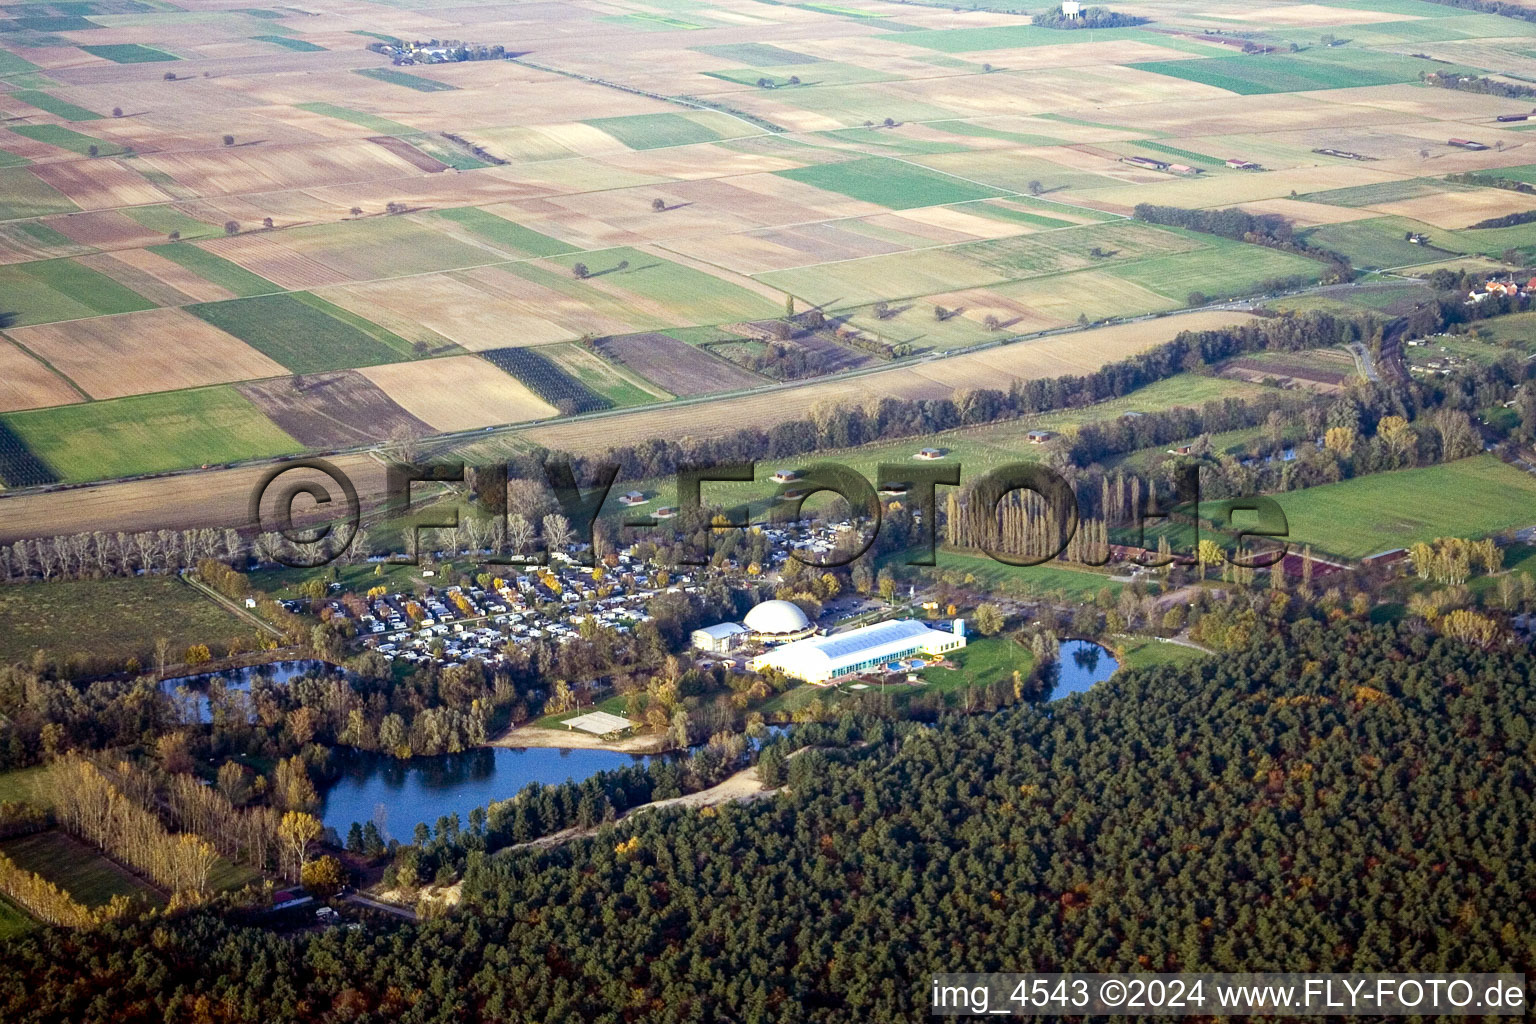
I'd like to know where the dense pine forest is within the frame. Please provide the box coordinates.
[0,618,1529,1023]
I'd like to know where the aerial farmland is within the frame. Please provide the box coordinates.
[0,0,1529,515]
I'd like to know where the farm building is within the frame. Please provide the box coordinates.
[1027,430,1054,444]
[771,469,802,483]
[1497,114,1530,123]
[751,618,966,684]
[692,621,749,653]
[1122,156,1170,172]
[618,491,649,506]
[914,447,946,460]
[1448,138,1489,151]
[1226,158,1261,170]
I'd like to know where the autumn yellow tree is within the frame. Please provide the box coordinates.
[277,811,322,882]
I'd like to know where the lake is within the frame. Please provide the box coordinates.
[319,746,651,841]
[160,660,337,724]
[177,647,1118,841]
[1051,639,1120,699]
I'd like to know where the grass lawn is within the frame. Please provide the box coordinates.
[295,101,412,135]
[80,43,178,63]
[147,242,282,296]
[775,155,1010,210]
[1210,456,1536,559]
[585,112,727,150]
[3,386,301,483]
[0,894,33,938]
[0,831,163,908]
[0,576,250,667]
[919,633,1035,694]
[433,207,577,257]
[186,291,416,373]
[352,67,456,92]
[901,548,1124,601]
[0,767,53,808]
[0,167,77,221]
[8,90,101,121]
[1112,636,1211,672]
[0,258,155,325]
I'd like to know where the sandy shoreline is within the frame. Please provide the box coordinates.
[489,724,673,754]
[508,766,773,852]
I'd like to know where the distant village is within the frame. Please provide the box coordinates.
[364,38,508,65]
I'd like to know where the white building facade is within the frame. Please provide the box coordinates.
[751,619,966,685]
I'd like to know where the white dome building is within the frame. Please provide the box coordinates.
[743,599,815,642]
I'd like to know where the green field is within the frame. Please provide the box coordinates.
[147,242,280,295]
[0,167,76,221]
[80,42,177,62]
[0,767,51,808]
[404,135,489,170]
[1304,218,1454,270]
[1475,311,1536,349]
[885,24,1148,53]
[1109,238,1323,301]
[1133,141,1226,168]
[1299,177,1477,208]
[123,205,220,240]
[352,67,457,92]
[0,146,28,168]
[585,112,727,150]
[545,343,669,407]
[186,291,416,373]
[0,258,155,325]
[1130,52,1440,96]
[1476,164,1536,186]
[0,831,162,908]
[9,123,124,158]
[3,386,301,483]
[8,90,102,121]
[0,50,40,76]
[434,207,578,256]
[968,203,1076,230]
[928,121,1067,148]
[0,895,32,938]
[1216,456,1536,559]
[775,155,1010,209]
[254,34,325,51]
[543,247,781,325]
[294,101,412,135]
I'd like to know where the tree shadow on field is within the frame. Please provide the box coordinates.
[590,261,661,277]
